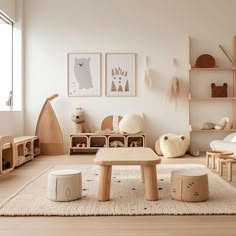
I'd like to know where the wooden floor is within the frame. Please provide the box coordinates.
[0,153,236,236]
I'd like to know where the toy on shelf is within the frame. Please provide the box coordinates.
[101,115,123,132]
[109,140,124,148]
[201,116,233,130]
[35,94,64,155]
[71,107,91,133]
[211,83,227,97]
[129,141,140,147]
[76,143,87,148]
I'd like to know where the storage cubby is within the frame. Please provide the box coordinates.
[71,136,89,148]
[15,142,25,167]
[108,135,126,147]
[127,135,145,147]
[69,133,146,155]
[14,136,40,167]
[33,137,40,156]
[0,136,15,175]
[89,136,107,148]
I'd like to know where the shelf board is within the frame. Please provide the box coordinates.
[190,128,236,132]
[190,97,236,100]
[190,67,235,71]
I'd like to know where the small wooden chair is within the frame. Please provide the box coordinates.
[206,150,233,171]
[219,155,236,181]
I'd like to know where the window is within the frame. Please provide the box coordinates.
[0,13,13,110]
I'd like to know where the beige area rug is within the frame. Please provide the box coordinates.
[0,164,236,216]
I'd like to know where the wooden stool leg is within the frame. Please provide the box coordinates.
[143,165,158,201]
[140,166,144,183]
[228,161,232,182]
[220,160,224,176]
[97,165,112,201]
[216,157,220,172]
[206,153,210,166]
[212,155,216,169]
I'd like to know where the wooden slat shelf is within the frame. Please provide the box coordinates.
[189,67,235,71]
[190,128,236,132]
[188,36,236,152]
[190,97,236,100]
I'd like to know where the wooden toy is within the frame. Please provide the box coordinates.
[195,54,215,68]
[211,83,227,97]
[35,94,64,155]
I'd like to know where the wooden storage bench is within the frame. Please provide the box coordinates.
[69,133,146,154]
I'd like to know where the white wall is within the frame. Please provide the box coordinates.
[0,0,15,21]
[23,0,236,151]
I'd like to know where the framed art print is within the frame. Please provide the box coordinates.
[105,53,136,96]
[67,53,101,96]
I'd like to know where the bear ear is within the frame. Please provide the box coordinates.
[164,136,168,140]
[223,83,228,88]
[180,136,185,140]
[211,83,216,88]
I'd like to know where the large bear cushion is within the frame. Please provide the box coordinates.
[160,133,189,158]
[119,113,144,134]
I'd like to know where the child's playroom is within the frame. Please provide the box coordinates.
[0,0,236,235]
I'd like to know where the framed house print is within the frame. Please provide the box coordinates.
[67,53,101,96]
[105,53,136,96]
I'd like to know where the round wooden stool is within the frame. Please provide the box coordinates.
[206,150,233,171]
[48,169,82,202]
[171,169,208,202]
[219,155,236,181]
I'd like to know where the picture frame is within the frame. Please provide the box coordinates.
[105,53,136,97]
[67,53,101,97]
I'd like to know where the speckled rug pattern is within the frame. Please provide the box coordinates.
[0,164,236,216]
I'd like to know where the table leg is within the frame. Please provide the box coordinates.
[143,165,158,201]
[97,165,112,201]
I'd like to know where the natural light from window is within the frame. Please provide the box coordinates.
[0,14,13,110]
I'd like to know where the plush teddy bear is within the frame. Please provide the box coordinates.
[71,107,90,133]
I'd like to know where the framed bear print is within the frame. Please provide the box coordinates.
[67,53,101,96]
[105,53,136,97]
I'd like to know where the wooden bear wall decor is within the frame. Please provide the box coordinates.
[211,83,228,97]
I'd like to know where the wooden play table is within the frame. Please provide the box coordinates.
[94,147,161,201]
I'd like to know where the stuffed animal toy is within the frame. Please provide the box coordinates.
[71,107,90,133]
[155,133,189,158]
[109,140,124,148]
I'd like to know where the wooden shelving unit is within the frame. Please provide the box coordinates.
[188,36,236,151]
[0,136,15,175]
[69,133,146,155]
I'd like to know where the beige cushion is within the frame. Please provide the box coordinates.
[48,169,82,202]
[119,114,144,134]
[160,133,189,158]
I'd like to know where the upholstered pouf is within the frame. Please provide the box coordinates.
[171,169,208,202]
[48,169,82,202]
